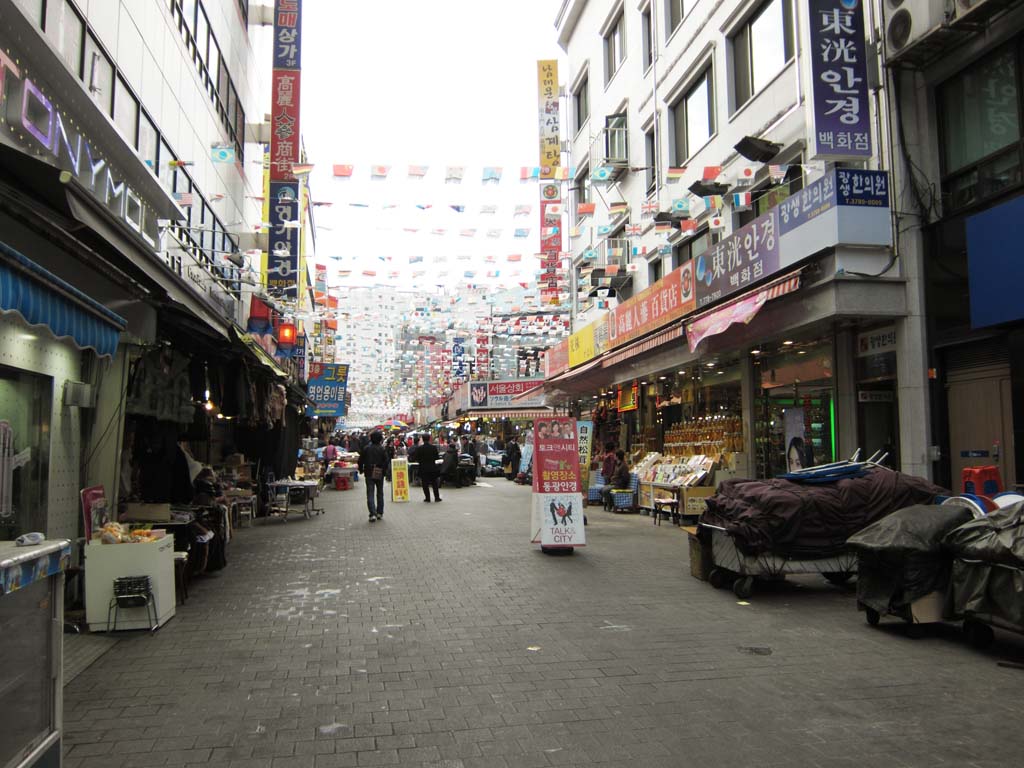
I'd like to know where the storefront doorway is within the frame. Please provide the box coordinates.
[947,361,1016,493]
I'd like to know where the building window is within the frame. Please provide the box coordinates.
[113,75,139,146]
[573,75,589,134]
[84,33,113,114]
[644,128,656,192]
[667,0,685,35]
[732,0,794,110]
[605,113,629,165]
[673,230,710,270]
[940,45,1022,211]
[138,113,159,172]
[641,5,653,71]
[573,166,592,221]
[44,1,84,76]
[671,68,714,162]
[0,365,51,538]
[649,257,663,285]
[604,11,626,82]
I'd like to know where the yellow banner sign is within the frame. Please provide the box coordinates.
[391,458,410,503]
[537,60,560,179]
[568,322,596,368]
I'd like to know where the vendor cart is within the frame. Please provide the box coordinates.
[701,522,857,599]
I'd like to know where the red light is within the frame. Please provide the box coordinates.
[277,323,297,346]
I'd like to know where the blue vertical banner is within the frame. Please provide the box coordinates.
[807,0,872,160]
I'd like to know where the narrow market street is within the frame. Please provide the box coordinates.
[63,480,1024,768]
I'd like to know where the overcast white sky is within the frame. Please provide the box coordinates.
[299,0,567,295]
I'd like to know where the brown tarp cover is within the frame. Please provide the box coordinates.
[701,468,947,558]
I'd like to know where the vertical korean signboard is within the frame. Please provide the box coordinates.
[808,0,872,160]
[308,363,348,417]
[269,0,302,298]
[538,60,562,306]
[531,416,586,549]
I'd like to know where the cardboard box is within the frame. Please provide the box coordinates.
[683,526,710,581]
[683,486,715,517]
[121,503,171,522]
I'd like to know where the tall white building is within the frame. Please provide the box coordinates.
[552,0,926,478]
[0,0,268,537]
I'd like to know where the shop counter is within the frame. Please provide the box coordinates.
[85,537,175,631]
[0,538,72,768]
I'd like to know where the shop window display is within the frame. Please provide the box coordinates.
[0,365,51,538]
[754,341,836,478]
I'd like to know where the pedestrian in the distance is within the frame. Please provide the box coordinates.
[358,431,390,522]
[413,434,442,502]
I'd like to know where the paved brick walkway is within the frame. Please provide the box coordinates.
[64,478,1024,767]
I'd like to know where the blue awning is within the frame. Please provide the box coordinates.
[0,241,126,358]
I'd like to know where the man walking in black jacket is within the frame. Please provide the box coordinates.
[358,431,390,522]
[413,434,442,502]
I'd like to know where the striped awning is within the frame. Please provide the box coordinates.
[467,409,555,420]
[601,322,685,369]
[0,241,126,358]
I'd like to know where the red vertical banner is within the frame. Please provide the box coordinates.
[475,335,490,381]
[530,417,586,548]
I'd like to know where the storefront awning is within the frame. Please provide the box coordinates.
[467,409,555,420]
[686,271,801,353]
[0,240,126,357]
[601,323,685,369]
[230,325,288,379]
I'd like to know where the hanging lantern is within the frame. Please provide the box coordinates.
[277,322,297,347]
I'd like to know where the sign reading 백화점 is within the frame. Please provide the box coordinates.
[695,210,780,308]
[530,416,586,548]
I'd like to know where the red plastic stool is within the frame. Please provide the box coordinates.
[962,465,1003,496]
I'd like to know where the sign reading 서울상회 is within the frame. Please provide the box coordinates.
[307,363,348,417]
[530,417,585,548]
[469,379,544,409]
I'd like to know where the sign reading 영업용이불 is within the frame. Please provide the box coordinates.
[530,416,586,548]
[391,458,409,503]
[307,363,348,417]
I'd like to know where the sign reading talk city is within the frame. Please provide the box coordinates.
[808,0,872,160]
[307,363,349,417]
[530,417,586,549]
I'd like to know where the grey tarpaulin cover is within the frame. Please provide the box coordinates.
[847,504,973,614]
[700,468,946,558]
[944,501,1024,629]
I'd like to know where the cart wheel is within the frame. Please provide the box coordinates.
[824,572,853,586]
[864,607,881,627]
[732,576,754,600]
[708,568,728,589]
[963,619,995,649]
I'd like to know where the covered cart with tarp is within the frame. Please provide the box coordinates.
[846,504,974,627]
[942,501,1024,648]
[698,459,945,599]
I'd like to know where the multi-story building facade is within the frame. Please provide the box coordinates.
[0,0,268,538]
[883,0,1024,491]
[553,0,921,479]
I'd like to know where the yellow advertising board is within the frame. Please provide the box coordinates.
[568,322,596,368]
[391,458,410,503]
[537,60,560,180]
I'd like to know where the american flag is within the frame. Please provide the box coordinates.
[769,164,788,182]
[172,191,193,207]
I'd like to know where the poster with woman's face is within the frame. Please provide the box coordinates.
[784,408,808,473]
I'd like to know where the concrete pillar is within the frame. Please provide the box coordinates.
[740,352,755,479]
[834,329,859,461]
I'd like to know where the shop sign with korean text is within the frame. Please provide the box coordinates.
[307,362,348,417]
[537,60,560,178]
[270,0,302,181]
[610,260,696,348]
[808,0,871,160]
[267,181,301,298]
[545,338,570,378]
[469,379,544,409]
[576,420,595,493]
[568,322,596,367]
[695,211,779,308]
[530,416,586,548]
[391,458,410,503]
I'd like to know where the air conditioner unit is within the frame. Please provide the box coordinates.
[63,381,96,408]
[883,0,950,61]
